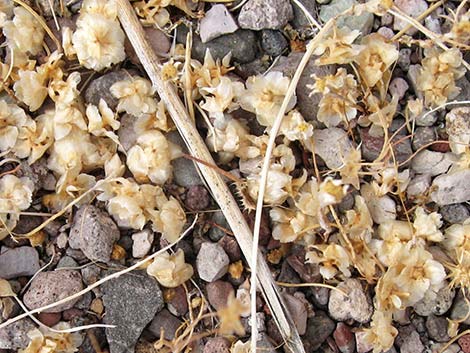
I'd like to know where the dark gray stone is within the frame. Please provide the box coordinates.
[69,205,120,263]
[440,203,470,224]
[177,28,259,64]
[412,127,437,151]
[209,211,230,242]
[396,325,424,353]
[450,291,470,325]
[85,70,134,110]
[261,30,288,57]
[103,271,164,353]
[0,246,40,279]
[303,311,335,351]
[426,314,450,342]
[272,52,335,122]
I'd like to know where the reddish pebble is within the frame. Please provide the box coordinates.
[203,337,230,353]
[459,334,470,353]
[430,141,450,152]
[218,235,241,262]
[167,285,188,316]
[206,280,234,310]
[334,323,355,353]
[38,312,61,326]
[62,308,83,321]
[185,185,210,211]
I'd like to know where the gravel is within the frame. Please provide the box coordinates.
[0,246,40,279]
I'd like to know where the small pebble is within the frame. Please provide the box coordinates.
[328,279,373,323]
[0,247,40,280]
[426,314,450,342]
[412,127,437,151]
[148,309,182,340]
[196,242,229,282]
[261,30,288,56]
[238,0,293,30]
[185,185,210,211]
[200,4,238,43]
[440,204,470,224]
[206,280,234,310]
[38,312,61,327]
[132,229,154,258]
[203,337,231,353]
[334,323,355,353]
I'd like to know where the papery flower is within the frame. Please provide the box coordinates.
[193,50,232,91]
[133,0,195,27]
[306,243,352,279]
[444,222,470,252]
[80,0,118,19]
[313,27,364,65]
[308,68,359,127]
[134,101,171,134]
[246,164,293,205]
[413,206,443,242]
[231,340,250,353]
[147,249,193,288]
[13,70,48,112]
[14,112,54,164]
[72,8,125,71]
[358,94,398,136]
[0,175,33,239]
[0,101,30,152]
[338,148,362,189]
[238,71,296,127]
[97,178,186,242]
[446,10,470,44]
[416,47,465,108]
[355,33,398,88]
[86,99,120,142]
[20,322,83,353]
[279,110,313,142]
[200,76,244,121]
[127,130,181,185]
[217,293,246,336]
[111,77,158,117]
[42,174,96,212]
[393,245,446,306]
[446,107,470,155]
[361,310,398,353]
[206,117,251,163]
[270,207,317,243]
[2,6,44,56]
[373,220,413,267]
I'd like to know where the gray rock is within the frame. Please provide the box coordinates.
[397,325,424,353]
[377,27,394,40]
[23,270,84,313]
[172,157,203,188]
[416,110,438,127]
[431,170,470,205]
[117,113,138,151]
[389,77,409,100]
[126,27,170,64]
[17,158,56,192]
[103,271,164,353]
[235,57,271,79]
[426,314,450,342]
[450,291,470,325]
[411,150,453,176]
[412,127,437,151]
[256,333,276,353]
[0,318,35,349]
[407,64,423,99]
[398,48,412,71]
[85,70,133,110]
[364,193,397,224]
[430,343,461,353]
[69,205,120,263]
[407,174,431,200]
[291,0,317,31]
[196,242,229,282]
[0,246,40,279]
[440,204,470,224]
[272,52,335,122]
[56,256,79,269]
[319,0,374,34]
[148,309,182,340]
[446,107,470,143]
[413,286,455,316]
[243,312,266,334]
[177,28,258,64]
[393,0,428,35]
[238,0,293,30]
[261,30,288,56]
[303,311,335,351]
[312,128,354,169]
[283,293,307,335]
[328,279,373,323]
[132,229,154,258]
[355,331,373,353]
[210,211,230,242]
[200,5,238,43]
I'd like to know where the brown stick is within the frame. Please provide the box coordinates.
[115,1,305,352]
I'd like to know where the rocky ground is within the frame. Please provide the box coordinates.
[0,0,470,353]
